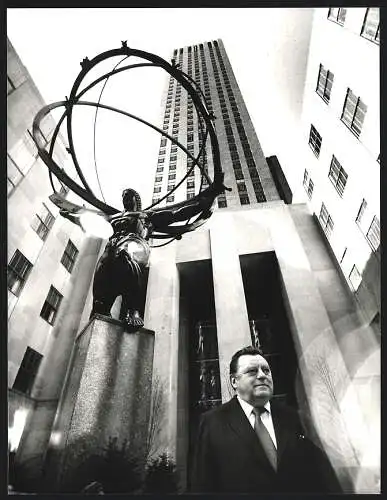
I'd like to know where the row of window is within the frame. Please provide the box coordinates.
[328,8,379,44]
[308,173,380,254]
[314,71,368,140]
[8,240,78,301]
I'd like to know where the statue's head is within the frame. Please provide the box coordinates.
[122,188,142,211]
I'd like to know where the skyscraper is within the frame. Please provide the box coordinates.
[151,40,281,209]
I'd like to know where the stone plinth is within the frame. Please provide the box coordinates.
[46,315,154,491]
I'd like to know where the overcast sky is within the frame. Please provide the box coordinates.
[7,8,314,207]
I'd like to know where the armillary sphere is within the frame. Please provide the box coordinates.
[32,41,230,243]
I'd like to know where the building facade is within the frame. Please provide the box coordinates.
[7,38,102,462]
[300,8,380,329]
[8,30,380,494]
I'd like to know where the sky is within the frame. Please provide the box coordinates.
[7,7,314,208]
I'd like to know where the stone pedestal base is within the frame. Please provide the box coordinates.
[46,315,154,491]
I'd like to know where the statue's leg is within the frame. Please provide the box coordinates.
[90,249,118,319]
[118,254,145,327]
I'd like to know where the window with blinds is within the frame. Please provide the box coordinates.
[341,89,367,138]
[328,156,348,196]
[316,64,334,103]
[308,125,322,157]
[328,7,347,25]
[366,216,380,252]
[361,8,379,44]
[8,250,33,297]
[31,203,55,241]
[40,286,63,325]
[319,203,334,239]
[61,240,79,273]
[12,347,43,395]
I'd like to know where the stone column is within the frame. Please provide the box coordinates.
[143,243,180,460]
[46,315,154,492]
[209,213,251,401]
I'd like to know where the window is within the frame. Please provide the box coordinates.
[217,195,227,208]
[307,179,314,199]
[187,180,195,189]
[31,204,55,241]
[308,125,322,157]
[169,164,176,171]
[8,250,33,297]
[239,194,250,205]
[187,192,195,200]
[316,64,334,103]
[361,8,379,43]
[340,247,347,264]
[366,216,380,251]
[7,154,24,193]
[170,155,177,162]
[349,265,362,291]
[152,198,160,205]
[155,176,163,183]
[40,286,63,325]
[319,203,334,238]
[328,7,347,25]
[154,186,161,193]
[234,169,244,180]
[355,198,367,224]
[12,347,43,395]
[303,169,309,188]
[341,89,367,138]
[328,156,348,196]
[167,184,175,191]
[237,181,247,193]
[168,173,176,180]
[61,240,79,273]
[160,139,167,147]
[156,167,163,173]
[166,195,175,203]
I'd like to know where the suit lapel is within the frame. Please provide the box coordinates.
[224,396,276,473]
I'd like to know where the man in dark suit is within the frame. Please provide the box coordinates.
[191,346,342,493]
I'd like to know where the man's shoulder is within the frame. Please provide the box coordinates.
[200,397,239,421]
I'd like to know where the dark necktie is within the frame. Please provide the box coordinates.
[253,407,277,471]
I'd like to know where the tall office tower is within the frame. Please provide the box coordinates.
[151,39,281,208]
[300,8,380,331]
[7,38,101,463]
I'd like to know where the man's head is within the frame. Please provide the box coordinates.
[122,189,142,211]
[229,346,273,407]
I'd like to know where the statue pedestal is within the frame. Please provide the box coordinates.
[46,315,155,491]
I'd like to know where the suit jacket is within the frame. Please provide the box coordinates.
[190,396,341,493]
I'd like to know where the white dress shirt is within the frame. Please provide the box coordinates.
[237,396,277,449]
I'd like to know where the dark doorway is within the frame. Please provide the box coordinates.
[178,259,220,491]
[239,252,298,408]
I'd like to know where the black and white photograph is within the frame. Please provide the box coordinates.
[7,7,380,495]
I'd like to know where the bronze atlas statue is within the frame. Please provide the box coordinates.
[32,42,229,328]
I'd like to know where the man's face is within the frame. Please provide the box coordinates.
[230,354,273,406]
